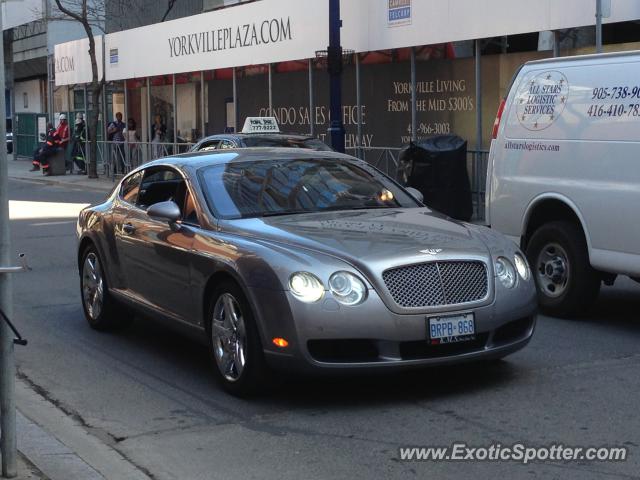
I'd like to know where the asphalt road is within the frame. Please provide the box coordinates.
[8,178,640,480]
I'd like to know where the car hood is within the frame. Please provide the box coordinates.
[222,208,493,275]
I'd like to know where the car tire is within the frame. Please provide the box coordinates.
[80,245,132,330]
[207,280,270,396]
[525,221,600,318]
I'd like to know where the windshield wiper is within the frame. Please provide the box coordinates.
[255,210,315,218]
[245,205,400,219]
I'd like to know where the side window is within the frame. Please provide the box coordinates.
[197,140,221,152]
[219,139,236,149]
[120,171,143,204]
[136,167,185,210]
[182,189,199,225]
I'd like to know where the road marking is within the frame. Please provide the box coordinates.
[31,221,77,226]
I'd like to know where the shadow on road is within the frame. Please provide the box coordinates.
[111,313,523,409]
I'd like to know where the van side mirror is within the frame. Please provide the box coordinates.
[147,200,181,224]
[405,187,424,203]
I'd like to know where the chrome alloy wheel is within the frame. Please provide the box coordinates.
[535,242,570,298]
[211,293,247,382]
[82,253,104,320]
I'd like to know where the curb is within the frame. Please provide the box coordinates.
[15,380,152,480]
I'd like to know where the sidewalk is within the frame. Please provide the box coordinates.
[7,156,115,193]
[0,379,153,480]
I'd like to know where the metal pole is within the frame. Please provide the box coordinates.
[553,31,560,57]
[47,55,54,124]
[0,4,17,476]
[124,81,129,169]
[232,67,238,132]
[327,0,345,153]
[410,47,417,143]
[84,84,89,169]
[475,40,482,152]
[475,39,483,220]
[172,74,177,153]
[102,84,107,174]
[268,63,273,116]
[123,81,128,127]
[355,53,362,157]
[146,77,151,144]
[200,71,205,138]
[596,0,603,53]
[308,59,315,137]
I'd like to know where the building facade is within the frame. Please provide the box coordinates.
[48,0,640,159]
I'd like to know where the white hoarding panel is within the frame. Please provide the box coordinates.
[54,36,104,86]
[346,0,640,53]
[105,0,329,81]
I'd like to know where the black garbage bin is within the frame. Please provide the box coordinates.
[398,135,473,221]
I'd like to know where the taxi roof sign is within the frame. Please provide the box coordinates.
[241,117,280,134]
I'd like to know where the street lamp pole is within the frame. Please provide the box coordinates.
[327,0,345,153]
[0,2,18,476]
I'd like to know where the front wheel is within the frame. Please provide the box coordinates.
[207,281,269,396]
[525,221,600,318]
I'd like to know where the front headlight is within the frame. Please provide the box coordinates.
[329,271,367,306]
[495,257,517,289]
[514,253,530,281]
[289,272,324,303]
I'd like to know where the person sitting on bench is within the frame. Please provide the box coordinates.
[39,114,70,175]
[30,123,57,172]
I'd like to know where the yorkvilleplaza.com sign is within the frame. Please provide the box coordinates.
[168,17,292,57]
[104,0,328,81]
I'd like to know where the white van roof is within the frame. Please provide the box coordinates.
[525,49,640,67]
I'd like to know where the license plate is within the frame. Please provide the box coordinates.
[428,314,475,344]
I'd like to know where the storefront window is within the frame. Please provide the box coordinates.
[175,72,203,144]
[150,75,175,148]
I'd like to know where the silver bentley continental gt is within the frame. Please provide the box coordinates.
[77,148,537,395]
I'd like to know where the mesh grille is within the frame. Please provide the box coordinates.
[382,261,488,308]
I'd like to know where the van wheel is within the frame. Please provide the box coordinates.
[525,221,600,318]
[207,281,270,396]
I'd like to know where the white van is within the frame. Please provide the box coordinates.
[487,51,640,317]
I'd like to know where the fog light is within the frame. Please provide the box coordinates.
[273,338,289,348]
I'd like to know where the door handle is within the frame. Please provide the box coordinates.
[122,223,136,235]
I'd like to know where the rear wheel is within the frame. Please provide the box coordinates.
[80,246,131,330]
[525,221,600,318]
[207,281,269,396]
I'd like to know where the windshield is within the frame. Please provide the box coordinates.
[242,136,333,151]
[199,158,420,219]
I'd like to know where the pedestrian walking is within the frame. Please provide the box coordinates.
[107,112,126,174]
[123,118,140,167]
[150,115,167,159]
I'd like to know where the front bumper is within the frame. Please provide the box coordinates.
[249,286,537,373]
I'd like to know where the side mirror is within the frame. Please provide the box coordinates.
[147,200,181,224]
[405,187,424,204]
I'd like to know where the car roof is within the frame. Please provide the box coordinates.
[139,147,356,173]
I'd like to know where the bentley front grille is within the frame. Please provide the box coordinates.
[382,261,488,308]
